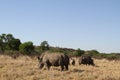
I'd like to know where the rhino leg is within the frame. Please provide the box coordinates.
[47,65,51,70]
[44,63,50,70]
[65,65,68,70]
[79,62,81,65]
[45,61,51,70]
[61,65,64,71]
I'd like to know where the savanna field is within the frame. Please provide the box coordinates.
[0,55,120,80]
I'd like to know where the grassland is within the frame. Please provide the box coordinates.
[0,55,120,80]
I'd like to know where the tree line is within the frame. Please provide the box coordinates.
[0,33,49,54]
[0,33,120,60]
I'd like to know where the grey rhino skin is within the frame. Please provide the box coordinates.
[38,52,69,71]
[79,56,95,66]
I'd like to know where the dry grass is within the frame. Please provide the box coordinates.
[0,55,120,80]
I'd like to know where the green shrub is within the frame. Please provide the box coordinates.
[74,48,85,57]
[19,41,34,55]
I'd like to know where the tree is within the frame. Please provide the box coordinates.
[19,41,34,54]
[0,34,7,51]
[86,50,100,56]
[0,34,14,42]
[8,39,21,50]
[0,39,4,51]
[40,41,49,51]
[0,33,21,51]
[75,48,84,56]
[0,34,15,51]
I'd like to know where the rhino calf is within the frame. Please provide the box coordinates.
[37,52,69,71]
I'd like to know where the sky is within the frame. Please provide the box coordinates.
[0,0,120,53]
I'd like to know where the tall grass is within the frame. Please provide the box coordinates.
[0,55,120,80]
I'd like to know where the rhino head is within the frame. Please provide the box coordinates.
[37,56,44,69]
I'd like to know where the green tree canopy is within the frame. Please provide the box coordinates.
[85,50,100,56]
[75,48,85,56]
[19,41,34,54]
[0,33,21,51]
[7,39,21,50]
[40,41,49,51]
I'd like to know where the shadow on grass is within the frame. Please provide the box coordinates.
[72,69,84,73]
[38,67,85,73]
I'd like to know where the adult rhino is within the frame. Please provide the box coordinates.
[79,56,95,66]
[37,52,69,71]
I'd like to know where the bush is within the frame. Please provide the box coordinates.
[85,50,100,57]
[74,48,85,57]
[19,41,34,55]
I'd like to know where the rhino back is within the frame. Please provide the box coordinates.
[42,53,65,66]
